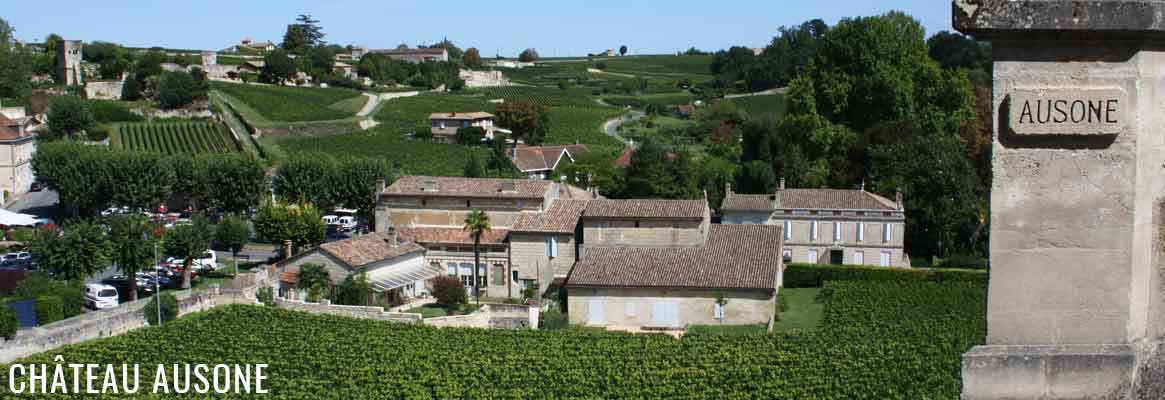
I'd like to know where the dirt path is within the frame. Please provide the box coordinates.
[723,87,788,99]
[356,91,422,129]
[602,109,646,147]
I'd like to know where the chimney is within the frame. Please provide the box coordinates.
[283,240,293,259]
[386,225,398,248]
[376,178,386,194]
[725,182,732,196]
[422,179,439,192]
[779,177,786,190]
[773,178,784,209]
[895,187,903,210]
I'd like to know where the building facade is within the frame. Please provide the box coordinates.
[0,112,37,199]
[368,48,449,63]
[57,40,83,86]
[429,112,494,143]
[277,230,435,305]
[507,144,588,180]
[721,181,908,267]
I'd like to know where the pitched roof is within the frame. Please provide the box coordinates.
[508,144,588,172]
[512,200,589,234]
[566,224,782,291]
[722,189,898,211]
[317,232,425,269]
[0,115,25,141]
[383,176,553,200]
[584,199,706,220]
[428,112,494,121]
[396,226,509,245]
[372,48,448,56]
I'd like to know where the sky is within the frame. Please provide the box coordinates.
[2,0,952,56]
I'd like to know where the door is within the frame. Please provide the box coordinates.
[651,300,679,328]
[587,298,604,325]
[880,251,892,267]
[807,249,819,263]
[829,250,844,265]
[854,251,864,265]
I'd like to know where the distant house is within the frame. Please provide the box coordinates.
[239,60,265,73]
[0,112,37,200]
[721,179,908,267]
[428,112,494,143]
[334,62,356,79]
[236,38,276,53]
[507,144,588,180]
[368,48,449,63]
[676,104,696,118]
[277,229,436,305]
[566,224,783,329]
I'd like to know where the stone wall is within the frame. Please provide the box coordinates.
[0,289,255,363]
[422,303,538,329]
[583,219,706,248]
[275,298,421,323]
[510,232,576,289]
[84,80,125,100]
[567,287,775,328]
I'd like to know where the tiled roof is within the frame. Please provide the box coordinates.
[428,112,494,121]
[318,232,425,269]
[383,176,553,199]
[512,200,589,234]
[584,199,706,220]
[372,48,448,55]
[722,189,898,211]
[507,144,588,172]
[396,226,509,245]
[566,225,782,290]
[0,115,21,141]
[280,270,299,285]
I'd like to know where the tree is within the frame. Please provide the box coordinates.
[156,71,196,109]
[463,47,483,69]
[463,210,492,302]
[282,14,325,55]
[253,200,326,254]
[296,263,331,302]
[260,49,297,85]
[0,18,13,45]
[144,292,178,326]
[308,45,336,77]
[109,215,156,301]
[431,275,467,309]
[456,126,485,145]
[737,160,776,195]
[121,77,142,101]
[335,272,372,306]
[495,101,550,145]
[0,31,32,98]
[105,151,175,209]
[30,221,111,283]
[425,38,463,62]
[215,216,251,276]
[619,45,628,56]
[518,48,540,62]
[46,96,94,139]
[163,215,212,289]
[463,151,485,178]
[927,31,990,71]
[196,153,267,214]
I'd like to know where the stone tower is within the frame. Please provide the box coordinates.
[56,40,83,86]
[201,50,217,66]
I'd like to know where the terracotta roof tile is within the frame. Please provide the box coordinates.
[0,115,22,141]
[508,144,588,172]
[280,270,299,285]
[428,112,494,121]
[512,200,589,233]
[383,176,553,200]
[722,189,898,211]
[396,226,509,245]
[584,199,707,220]
[317,232,425,269]
[566,225,782,290]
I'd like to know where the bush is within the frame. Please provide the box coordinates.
[12,274,84,318]
[777,290,789,313]
[144,292,179,326]
[256,286,275,307]
[456,126,486,145]
[35,295,64,325]
[414,126,434,140]
[937,254,989,270]
[47,95,94,138]
[0,305,16,338]
[157,71,196,109]
[540,309,568,330]
[431,276,467,308]
[89,100,143,123]
[86,125,111,141]
[784,263,988,288]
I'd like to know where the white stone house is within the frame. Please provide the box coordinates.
[368,48,449,63]
[0,111,37,200]
[509,199,589,290]
[428,112,495,143]
[277,230,436,305]
[566,224,783,329]
[721,180,908,267]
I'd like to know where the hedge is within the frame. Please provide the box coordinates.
[784,263,988,288]
[35,295,64,325]
[0,305,16,338]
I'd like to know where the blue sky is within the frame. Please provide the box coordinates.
[2,0,951,56]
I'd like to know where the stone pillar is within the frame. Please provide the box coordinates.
[955,1,1165,398]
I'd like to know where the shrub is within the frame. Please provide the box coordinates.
[12,274,84,318]
[414,126,434,140]
[431,276,467,308]
[540,309,568,330]
[937,254,989,270]
[777,289,789,313]
[456,126,486,145]
[47,95,94,138]
[157,71,196,109]
[86,125,111,141]
[89,100,143,123]
[783,263,988,288]
[144,292,179,325]
[0,305,16,338]
[35,295,64,325]
[256,286,275,307]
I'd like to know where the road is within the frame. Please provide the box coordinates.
[602,110,646,147]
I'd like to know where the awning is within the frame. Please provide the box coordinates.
[0,208,39,226]
[365,262,442,292]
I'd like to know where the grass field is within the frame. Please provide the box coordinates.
[725,93,787,119]
[111,121,240,155]
[211,82,363,122]
[270,126,493,176]
[775,288,825,332]
[2,281,985,399]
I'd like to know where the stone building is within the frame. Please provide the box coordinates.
[277,229,435,304]
[721,180,907,267]
[56,40,83,86]
[368,48,449,63]
[565,224,783,329]
[428,112,495,143]
[581,199,711,248]
[506,144,588,180]
[509,199,589,290]
[0,112,37,199]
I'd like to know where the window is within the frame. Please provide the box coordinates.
[883,223,892,243]
[512,270,519,282]
[856,223,865,242]
[782,249,792,261]
[880,251,892,267]
[547,236,559,258]
[466,200,472,208]
[808,249,819,263]
[634,220,641,228]
[492,263,505,285]
[833,222,841,241]
[626,301,637,317]
[446,262,458,276]
[811,221,819,241]
[854,251,864,265]
[714,303,725,319]
[783,221,791,240]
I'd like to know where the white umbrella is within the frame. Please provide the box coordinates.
[0,208,40,226]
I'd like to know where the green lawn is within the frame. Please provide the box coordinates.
[775,288,824,332]
[327,94,371,114]
[725,93,787,119]
[211,81,363,122]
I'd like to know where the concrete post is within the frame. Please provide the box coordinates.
[955,1,1165,398]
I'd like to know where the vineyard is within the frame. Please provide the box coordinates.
[273,126,493,176]
[1,281,986,399]
[211,82,363,122]
[111,122,240,155]
[724,93,788,119]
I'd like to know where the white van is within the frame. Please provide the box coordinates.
[84,283,120,310]
[170,250,218,271]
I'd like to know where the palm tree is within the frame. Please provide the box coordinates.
[463,210,491,303]
[296,263,332,302]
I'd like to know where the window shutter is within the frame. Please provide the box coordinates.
[857,223,865,242]
[783,221,791,240]
[811,221,818,241]
[833,222,841,241]
[548,236,559,258]
[883,223,892,243]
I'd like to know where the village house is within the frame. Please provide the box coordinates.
[369,48,449,63]
[509,199,589,290]
[566,224,783,329]
[0,111,37,200]
[720,179,908,267]
[581,199,711,248]
[277,228,435,305]
[428,112,495,143]
[236,38,276,53]
[506,144,588,180]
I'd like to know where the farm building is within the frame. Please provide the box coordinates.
[506,144,588,180]
[236,38,276,53]
[566,224,783,330]
[0,112,37,200]
[721,180,908,267]
[277,229,436,305]
[368,48,449,63]
[428,112,495,143]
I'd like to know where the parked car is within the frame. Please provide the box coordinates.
[102,276,153,301]
[337,216,358,232]
[169,251,218,271]
[322,215,339,225]
[84,283,120,310]
[29,181,43,192]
